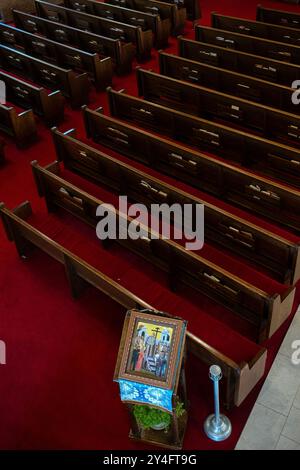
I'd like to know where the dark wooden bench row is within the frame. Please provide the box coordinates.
[0,44,89,108]
[105,0,186,35]
[84,100,300,236]
[0,70,65,126]
[0,23,113,90]
[257,4,300,29]
[157,52,300,146]
[84,104,300,241]
[0,200,267,409]
[13,9,134,75]
[151,0,200,21]
[35,0,153,61]
[195,25,300,65]
[60,0,171,48]
[159,50,294,114]
[31,150,296,344]
[52,124,300,287]
[211,12,300,47]
[0,103,37,146]
[135,69,300,188]
[178,37,300,87]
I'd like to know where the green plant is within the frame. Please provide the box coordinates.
[133,405,171,430]
[133,402,185,430]
[175,401,185,418]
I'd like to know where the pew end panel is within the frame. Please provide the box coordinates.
[40,89,65,126]
[117,41,135,75]
[292,245,300,285]
[0,201,33,257]
[93,55,113,90]
[67,71,91,108]
[51,126,78,162]
[0,106,38,148]
[235,348,267,407]
[268,287,296,339]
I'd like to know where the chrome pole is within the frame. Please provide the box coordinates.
[204,365,232,442]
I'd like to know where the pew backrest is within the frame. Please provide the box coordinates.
[13,9,134,75]
[159,50,295,113]
[211,12,300,47]
[179,36,300,87]
[35,0,153,60]
[0,69,65,126]
[0,22,113,89]
[52,123,300,286]
[0,44,90,108]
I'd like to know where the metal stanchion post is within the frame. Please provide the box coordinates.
[204,365,232,442]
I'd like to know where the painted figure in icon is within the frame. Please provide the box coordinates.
[129,322,172,378]
[155,346,168,378]
[130,336,143,371]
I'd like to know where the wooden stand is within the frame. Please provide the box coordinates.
[128,353,188,450]
[114,309,188,450]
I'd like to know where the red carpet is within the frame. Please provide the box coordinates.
[0,0,300,450]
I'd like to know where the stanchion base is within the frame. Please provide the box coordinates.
[204,414,232,442]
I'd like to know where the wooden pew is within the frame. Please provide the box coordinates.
[0,200,268,408]
[35,0,153,61]
[257,5,300,29]
[0,103,37,146]
[51,125,300,285]
[195,25,300,65]
[0,23,113,90]
[0,70,65,126]
[136,68,300,154]
[179,37,300,87]
[63,0,171,48]
[157,52,300,146]
[105,0,186,36]
[84,100,300,235]
[13,9,134,75]
[0,44,89,108]
[211,13,300,47]
[151,0,199,22]
[31,155,296,344]
[158,51,294,114]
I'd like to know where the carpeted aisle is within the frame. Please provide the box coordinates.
[0,0,300,450]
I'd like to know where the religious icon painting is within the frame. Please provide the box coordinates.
[115,310,187,391]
